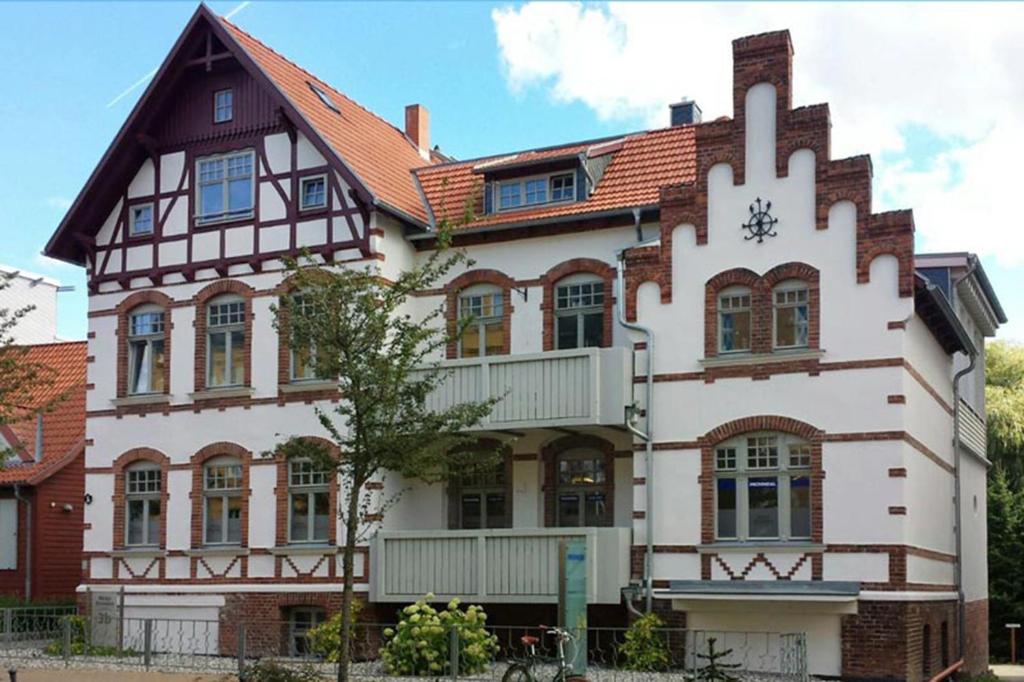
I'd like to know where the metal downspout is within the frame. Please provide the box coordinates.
[616,209,655,613]
[951,256,979,663]
[12,484,31,601]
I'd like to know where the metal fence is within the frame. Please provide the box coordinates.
[0,613,808,681]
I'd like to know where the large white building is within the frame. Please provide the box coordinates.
[0,265,63,345]
[44,7,1005,679]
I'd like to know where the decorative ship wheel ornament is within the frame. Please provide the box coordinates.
[742,197,778,243]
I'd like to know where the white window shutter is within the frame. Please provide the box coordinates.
[0,499,18,570]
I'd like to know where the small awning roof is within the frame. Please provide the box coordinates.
[663,580,860,601]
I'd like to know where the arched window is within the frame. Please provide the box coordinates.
[773,280,809,349]
[127,305,166,395]
[718,286,752,353]
[288,458,331,543]
[713,432,811,541]
[203,456,243,545]
[554,274,605,350]
[206,295,246,388]
[453,459,509,530]
[125,462,161,547]
[458,284,504,358]
[557,448,611,527]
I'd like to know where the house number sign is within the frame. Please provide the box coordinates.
[742,197,778,243]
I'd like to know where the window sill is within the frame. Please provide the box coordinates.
[194,213,255,230]
[278,380,339,395]
[111,393,171,408]
[698,542,824,553]
[269,545,336,556]
[189,386,254,401]
[185,547,250,557]
[110,548,166,558]
[700,348,824,368]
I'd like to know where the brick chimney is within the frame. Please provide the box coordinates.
[405,104,430,157]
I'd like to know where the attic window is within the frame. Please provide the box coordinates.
[309,83,340,114]
[496,172,576,212]
[214,89,233,123]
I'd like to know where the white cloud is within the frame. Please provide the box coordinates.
[492,2,1024,266]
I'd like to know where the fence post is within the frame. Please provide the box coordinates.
[2,610,10,644]
[143,619,153,670]
[449,625,459,680]
[237,623,247,680]
[61,617,71,667]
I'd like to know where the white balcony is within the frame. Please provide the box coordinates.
[423,347,632,431]
[370,527,632,604]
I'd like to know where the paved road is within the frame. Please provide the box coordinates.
[3,670,225,682]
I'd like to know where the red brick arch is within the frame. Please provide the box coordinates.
[540,258,616,351]
[193,280,255,392]
[112,447,170,550]
[705,263,819,357]
[444,269,515,359]
[273,436,340,547]
[115,291,175,398]
[190,441,253,548]
[698,415,824,545]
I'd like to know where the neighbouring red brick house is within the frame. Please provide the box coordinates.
[0,341,87,601]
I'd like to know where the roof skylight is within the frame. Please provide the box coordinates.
[308,83,340,114]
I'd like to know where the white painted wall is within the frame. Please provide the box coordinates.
[0,266,61,344]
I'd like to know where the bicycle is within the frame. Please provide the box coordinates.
[501,625,588,682]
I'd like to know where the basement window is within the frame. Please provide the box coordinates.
[309,83,340,114]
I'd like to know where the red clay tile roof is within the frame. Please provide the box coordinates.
[415,126,697,230]
[0,341,86,486]
[219,17,432,224]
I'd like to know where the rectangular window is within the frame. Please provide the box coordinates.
[550,173,575,202]
[126,468,162,547]
[214,89,233,123]
[790,476,811,539]
[716,478,737,539]
[555,280,605,350]
[130,204,154,236]
[299,175,327,210]
[524,178,547,205]
[196,150,254,224]
[288,460,330,543]
[719,293,752,353]
[207,301,245,388]
[204,463,243,545]
[746,436,779,469]
[498,182,522,210]
[747,477,779,538]
[128,311,166,395]
[289,294,324,382]
[456,461,508,530]
[774,287,809,348]
[458,291,504,358]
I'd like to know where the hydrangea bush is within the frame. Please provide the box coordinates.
[380,593,499,676]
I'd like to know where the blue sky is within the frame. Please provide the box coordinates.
[1,2,1019,342]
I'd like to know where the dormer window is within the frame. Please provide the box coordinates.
[214,89,233,123]
[496,172,577,212]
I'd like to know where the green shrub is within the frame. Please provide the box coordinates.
[619,613,670,671]
[305,599,363,662]
[42,616,135,657]
[379,593,498,676]
[233,660,323,681]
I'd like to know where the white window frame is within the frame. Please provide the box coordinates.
[129,203,154,237]
[288,606,326,656]
[496,171,577,212]
[457,284,504,358]
[718,286,753,354]
[214,88,233,123]
[713,432,812,542]
[287,458,331,544]
[206,296,245,389]
[195,149,255,225]
[773,281,810,350]
[202,457,243,546]
[555,448,610,528]
[125,462,161,547]
[299,174,328,211]
[128,305,165,395]
[554,274,605,350]
[289,293,321,382]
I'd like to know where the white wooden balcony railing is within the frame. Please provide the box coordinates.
[957,399,987,458]
[423,347,632,431]
[370,527,632,604]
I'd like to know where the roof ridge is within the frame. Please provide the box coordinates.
[11,340,86,350]
[218,15,423,158]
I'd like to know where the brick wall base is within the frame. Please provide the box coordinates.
[841,600,958,682]
[964,599,988,675]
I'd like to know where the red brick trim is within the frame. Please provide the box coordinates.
[889,467,907,478]
[888,320,908,330]
[698,415,823,544]
[274,437,339,547]
[888,394,907,404]
[704,263,819,358]
[541,434,616,527]
[111,447,170,551]
[624,31,914,321]
[444,269,515,359]
[192,280,255,393]
[115,291,174,398]
[889,506,907,515]
[539,258,615,351]
[904,361,953,415]
[190,441,252,549]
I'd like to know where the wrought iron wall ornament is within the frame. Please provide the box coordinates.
[742,197,779,243]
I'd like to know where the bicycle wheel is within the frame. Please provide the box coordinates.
[502,662,535,682]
